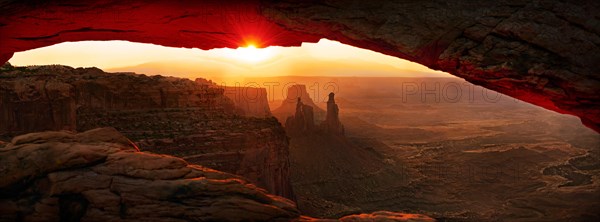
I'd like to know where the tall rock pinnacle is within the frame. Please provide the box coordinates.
[322,92,344,135]
[284,92,344,136]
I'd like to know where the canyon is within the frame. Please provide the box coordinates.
[0,1,599,220]
[237,76,600,220]
[1,65,599,220]
[274,86,406,218]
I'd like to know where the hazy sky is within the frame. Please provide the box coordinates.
[9,39,453,80]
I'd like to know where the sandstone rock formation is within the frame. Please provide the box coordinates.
[222,86,272,118]
[284,91,344,136]
[0,128,435,221]
[281,91,409,218]
[273,84,326,124]
[321,93,344,136]
[195,78,272,118]
[0,0,597,132]
[0,65,293,199]
[0,128,299,221]
[0,65,235,136]
[285,98,316,135]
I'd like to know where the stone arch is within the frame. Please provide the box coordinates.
[1,0,598,132]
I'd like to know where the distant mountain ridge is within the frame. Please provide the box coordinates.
[106,55,452,80]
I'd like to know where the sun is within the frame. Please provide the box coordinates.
[199,42,278,65]
[230,44,276,63]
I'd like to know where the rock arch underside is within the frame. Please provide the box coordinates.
[1,1,599,221]
[1,0,599,132]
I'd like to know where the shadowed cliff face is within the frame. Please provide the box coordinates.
[0,64,293,199]
[0,0,598,132]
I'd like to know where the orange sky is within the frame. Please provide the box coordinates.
[8,39,453,80]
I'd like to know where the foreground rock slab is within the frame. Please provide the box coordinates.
[0,128,298,221]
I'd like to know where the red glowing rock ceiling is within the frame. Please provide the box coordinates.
[0,0,598,132]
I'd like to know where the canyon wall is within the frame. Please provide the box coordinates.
[0,64,293,198]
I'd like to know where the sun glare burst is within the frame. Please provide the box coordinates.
[229,44,275,63]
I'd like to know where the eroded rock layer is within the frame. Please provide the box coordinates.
[0,0,597,132]
[0,64,293,199]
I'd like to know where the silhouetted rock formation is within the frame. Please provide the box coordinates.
[282,92,411,217]
[0,65,293,199]
[285,98,315,135]
[195,78,272,117]
[322,92,345,136]
[273,84,325,124]
[0,128,435,221]
[285,92,345,137]
[285,97,408,217]
[222,86,272,118]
